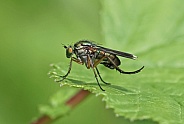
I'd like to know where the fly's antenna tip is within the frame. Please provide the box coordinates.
[61,43,67,49]
[64,45,67,49]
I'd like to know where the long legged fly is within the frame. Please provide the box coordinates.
[57,40,144,91]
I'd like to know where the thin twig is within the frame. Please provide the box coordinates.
[31,115,51,124]
[31,89,90,124]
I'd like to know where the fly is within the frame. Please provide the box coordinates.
[58,40,144,91]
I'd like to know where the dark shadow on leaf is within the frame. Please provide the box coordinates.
[66,78,87,85]
[107,84,134,93]
[67,78,134,93]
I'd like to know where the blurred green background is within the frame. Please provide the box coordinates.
[0,0,137,124]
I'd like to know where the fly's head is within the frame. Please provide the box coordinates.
[63,45,74,58]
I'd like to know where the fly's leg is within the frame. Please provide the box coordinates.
[93,55,111,84]
[56,57,83,82]
[93,55,106,67]
[107,57,144,74]
[95,67,111,85]
[72,57,83,65]
[92,68,105,91]
[56,57,73,82]
[86,54,106,91]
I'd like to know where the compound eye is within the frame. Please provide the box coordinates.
[68,47,73,53]
[66,46,73,58]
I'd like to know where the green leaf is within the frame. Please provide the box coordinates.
[101,0,184,124]
[48,0,184,124]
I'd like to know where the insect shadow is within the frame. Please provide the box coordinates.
[66,78,134,93]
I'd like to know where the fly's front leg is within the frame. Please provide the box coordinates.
[56,57,73,82]
[56,57,83,82]
[72,57,84,65]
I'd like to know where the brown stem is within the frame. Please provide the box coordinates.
[31,89,90,124]
[31,115,51,124]
[66,89,90,108]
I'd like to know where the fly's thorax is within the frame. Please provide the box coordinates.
[73,41,98,69]
[74,41,97,57]
[74,40,96,47]
[74,46,87,57]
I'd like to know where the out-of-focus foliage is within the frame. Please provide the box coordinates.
[2,0,184,124]
[0,0,103,124]
[49,0,184,124]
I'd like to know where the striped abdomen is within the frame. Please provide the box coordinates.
[95,50,121,69]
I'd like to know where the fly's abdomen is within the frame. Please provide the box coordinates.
[96,51,121,69]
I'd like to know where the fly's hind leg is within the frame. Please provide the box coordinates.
[107,57,144,74]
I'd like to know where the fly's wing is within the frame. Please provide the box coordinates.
[96,45,137,60]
